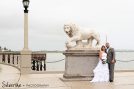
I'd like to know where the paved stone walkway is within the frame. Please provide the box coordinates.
[0,64,20,83]
[0,64,134,89]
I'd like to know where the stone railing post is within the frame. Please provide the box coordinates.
[20,50,31,74]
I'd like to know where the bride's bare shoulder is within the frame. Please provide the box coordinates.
[99,51,103,53]
[99,51,103,55]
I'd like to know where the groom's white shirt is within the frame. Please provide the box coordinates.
[107,48,110,53]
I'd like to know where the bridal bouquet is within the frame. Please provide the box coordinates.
[102,59,107,64]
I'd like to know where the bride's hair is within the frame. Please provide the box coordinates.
[101,45,106,52]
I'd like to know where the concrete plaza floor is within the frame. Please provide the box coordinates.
[0,64,134,89]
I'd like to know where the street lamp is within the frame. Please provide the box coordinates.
[22,0,30,51]
[23,0,29,13]
[21,0,31,74]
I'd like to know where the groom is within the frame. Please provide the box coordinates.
[106,43,116,82]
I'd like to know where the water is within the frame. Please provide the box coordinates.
[115,52,134,70]
[46,52,134,71]
[46,53,65,71]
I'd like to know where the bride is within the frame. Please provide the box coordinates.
[90,45,109,82]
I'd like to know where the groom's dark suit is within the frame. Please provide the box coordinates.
[106,48,116,82]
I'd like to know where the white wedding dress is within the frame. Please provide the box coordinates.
[90,52,109,82]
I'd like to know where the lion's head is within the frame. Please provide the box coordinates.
[64,23,78,37]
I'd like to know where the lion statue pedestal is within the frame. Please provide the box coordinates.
[61,23,100,81]
[61,50,99,81]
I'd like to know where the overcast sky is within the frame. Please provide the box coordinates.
[0,0,134,51]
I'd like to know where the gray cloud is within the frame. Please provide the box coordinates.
[0,0,134,50]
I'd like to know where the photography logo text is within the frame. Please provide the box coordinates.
[1,81,49,88]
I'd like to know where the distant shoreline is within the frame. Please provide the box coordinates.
[115,50,134,52]
[34,50,134,53]
[1,50,134,53]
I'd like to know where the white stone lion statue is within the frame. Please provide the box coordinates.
[64,23,100,50]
